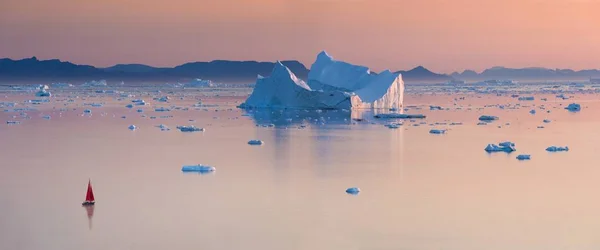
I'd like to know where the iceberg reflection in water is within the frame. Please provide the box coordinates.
[241,109,391,128]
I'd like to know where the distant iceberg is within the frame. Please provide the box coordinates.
[35,85,51,97]
[184,79,214,88]
[51,82,73,88]
[82,80,107,87]
[516,154,531,160]
[240,51,404,110]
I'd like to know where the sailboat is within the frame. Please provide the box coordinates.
[82,179,95,206]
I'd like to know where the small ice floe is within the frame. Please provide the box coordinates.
[181,164,215,173]
[546,146,569,152]
[477,122,487,125]
[385,123,402,129]
[157,124,170,131]
[248,140,264,145]
[6,120,20,125]
[125,104,134,108]
[155,107,171,112]
[516,154,531,160]
[485,142,516,153]
[529,109,536,114]
[83,109,92,114]
[176,125,204,132]
[541,98,548,101]
[499,141,515,147]
[429,129,446,134]
[128,125,137,130]
[557,94,569,100]
[543,119,551,123]
[137,109,143,113]
[430,105,443,110]
[346,187,360,195]
[518,96,534,101]
[42,115,51,120]
[565,103,581,112]
[375,113,426,119]
[450,122,463,126]
[156,96,169,102]
[537,126,545,129]
[479,115,499,121]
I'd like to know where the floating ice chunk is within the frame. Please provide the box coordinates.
[125,104,134,108]
[518,96,534,101]
[479,115,499,121]
[498,141,515,147]
[82,80,107,87]
[430,105,443,110]
[128,125,137,130]
[375,113,426,119]
[477,122,487,125]
[6,120,21,125]
[157,124,170,131]
[546,146,569,152]
[248,140,264,145]
[543,119,551,123]
[155,107,171,112]
[565,103,581,112]
[516,154,531,160]
[485,143,516,153]
[42,115,51,120]
[429,129,446,134]
[529,109,536,114]
[176,125,204,132]
[156,96,170,102]
[345,187,360,195]
[83,109,92,114]
[181,165,215,173]
[137,109,143,113]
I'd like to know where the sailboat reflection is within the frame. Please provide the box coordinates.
[83,204,95,230]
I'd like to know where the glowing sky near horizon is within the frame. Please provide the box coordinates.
[0,0,599,73]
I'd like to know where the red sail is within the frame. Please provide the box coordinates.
[85,180,95,202]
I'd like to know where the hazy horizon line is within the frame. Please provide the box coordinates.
[3,55,600,75]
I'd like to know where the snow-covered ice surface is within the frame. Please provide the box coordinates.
[2,81,600,250]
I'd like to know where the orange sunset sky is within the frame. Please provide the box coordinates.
[0,0,599,73]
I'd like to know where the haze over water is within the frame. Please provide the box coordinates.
[2,84,600,250]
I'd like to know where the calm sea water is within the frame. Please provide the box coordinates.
[2,86,600,250]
